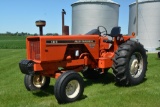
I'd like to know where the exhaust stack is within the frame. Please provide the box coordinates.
[62,9,69,35]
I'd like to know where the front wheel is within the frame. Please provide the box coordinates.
[54,71,84,104]
[112,40,147,86]
[24,74,50,91]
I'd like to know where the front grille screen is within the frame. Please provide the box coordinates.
[29,40,40,60]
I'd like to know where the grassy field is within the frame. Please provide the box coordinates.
[0,36,26,49]
[0,49,160,107]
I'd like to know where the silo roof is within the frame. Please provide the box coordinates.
[138,0,159,2]
[72,0,119,5]
[77,0,113,2]
[130,0,160,5]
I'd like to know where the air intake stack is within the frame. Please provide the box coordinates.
[35,20,46,35]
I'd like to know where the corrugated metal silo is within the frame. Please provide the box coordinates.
[128,0,160,52]
[71,0,120,35]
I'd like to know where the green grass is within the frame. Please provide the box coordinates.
[0,49,160,107]
[0,36,26,49]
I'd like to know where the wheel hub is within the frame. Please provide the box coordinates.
[33,75,46,88]
[130,59,139,75]
[129,53,143,78]
[66,80,80,98]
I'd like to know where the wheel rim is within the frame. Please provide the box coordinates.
[33,75,46,88]
[66,80,80,99]
[129,52,143,78]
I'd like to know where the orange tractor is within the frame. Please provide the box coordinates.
[19,20,147,103]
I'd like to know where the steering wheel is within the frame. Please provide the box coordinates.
[97,26,107,36]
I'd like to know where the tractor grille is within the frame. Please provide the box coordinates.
[29,40,40,60]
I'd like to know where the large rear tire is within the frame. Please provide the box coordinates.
[112,40,147,86]
[24,74,50,91]
[54,71,84,104]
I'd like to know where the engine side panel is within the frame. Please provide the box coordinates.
[27,35,100,62]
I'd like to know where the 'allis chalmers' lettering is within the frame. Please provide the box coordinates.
[46,40,95,44]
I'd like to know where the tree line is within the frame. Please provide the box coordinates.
[0,32,59,36]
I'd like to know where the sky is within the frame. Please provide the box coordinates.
[0,0,135,35]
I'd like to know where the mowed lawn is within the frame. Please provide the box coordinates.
[0,49,160,107]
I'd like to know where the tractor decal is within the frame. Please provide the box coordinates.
[46,40,95,44]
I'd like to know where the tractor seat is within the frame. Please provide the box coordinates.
[108,27,121,37]
[85,27,121,37]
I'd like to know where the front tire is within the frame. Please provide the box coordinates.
[24,74,50,91]
[112,40,147,86]
[54,71,84,104]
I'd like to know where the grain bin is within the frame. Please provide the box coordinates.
[71,0,120,35]
[128,0,160,52]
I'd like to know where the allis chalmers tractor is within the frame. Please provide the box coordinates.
[19,20,147,103]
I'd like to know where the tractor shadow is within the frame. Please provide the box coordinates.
[32,86,54,97]
[32,85,87,102]
[84,72,115,87]
[32,72,115,97]
[32,71,147,99]
[84,72,147,88]
[114,77,148,87]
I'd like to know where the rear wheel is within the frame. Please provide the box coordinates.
[54,71,84,104]
[24,74,50,91]
[112,40,147,86]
